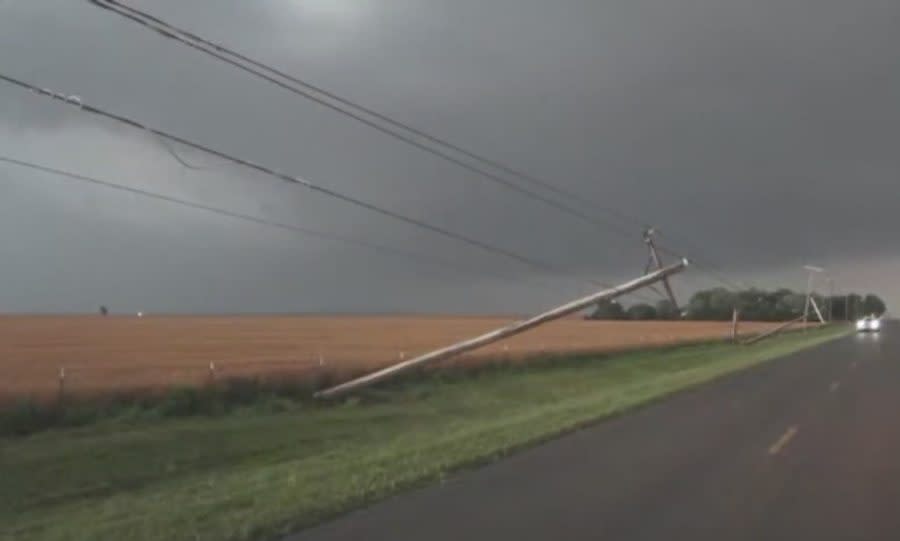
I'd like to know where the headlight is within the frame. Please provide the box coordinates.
[857,320,866,329]
[872,320,881,329]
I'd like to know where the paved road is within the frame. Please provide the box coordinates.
[291,325,900,541]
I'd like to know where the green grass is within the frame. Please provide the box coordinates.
[0,378,331,437]
[0,325,848,541]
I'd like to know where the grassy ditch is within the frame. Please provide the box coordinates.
[1,324,848,541]
[0,377,331,437]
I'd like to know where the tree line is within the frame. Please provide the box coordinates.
[588,288,887,322]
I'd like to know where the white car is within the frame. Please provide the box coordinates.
[856,316,881,332]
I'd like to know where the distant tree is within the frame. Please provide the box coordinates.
[846,294,865,320]
[686,291,710,320]
[736,288,772,321]
[826,295,846,320]
[587,299,627,320]
[655,299,680,320]
[826,293,887,320]
[760,293,784,320]
[687,288,736,320]
[99,305,109,316]
[774,293,806,319]
[863,294,887,316]
[627,303,658,321]
[686,287,885,322]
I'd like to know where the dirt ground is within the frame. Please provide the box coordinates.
[0,315,791,402]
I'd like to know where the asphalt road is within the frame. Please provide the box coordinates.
[290,324,900,541]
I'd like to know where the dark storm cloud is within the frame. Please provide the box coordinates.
[1,0,899,313]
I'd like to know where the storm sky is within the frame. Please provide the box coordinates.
[1,0,898,314]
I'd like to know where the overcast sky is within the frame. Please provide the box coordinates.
[1,0,898,314]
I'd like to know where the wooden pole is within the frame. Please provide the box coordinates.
[802,265,824,331]
[644,228,680,311]
[58,366,66,405]
[731,308,740,343]
[809,296,827,324]
[316,259,689,398]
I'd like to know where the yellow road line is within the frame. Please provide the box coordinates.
[830,381,841,392]
[768,426,799,456]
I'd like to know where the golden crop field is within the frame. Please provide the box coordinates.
[0,315,791,402]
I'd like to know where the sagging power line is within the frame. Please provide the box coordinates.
[4,155,673,307]
[90,0,623,215]
[655,231,756,291]
[0,73,666,305]
[85,0,643,244]
[0,72,570,276]
[85,0,754,296]
[0,154,523,283]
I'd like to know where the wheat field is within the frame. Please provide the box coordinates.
[0,315,790,402]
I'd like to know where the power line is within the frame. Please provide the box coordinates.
[93,0,607,208]
[1,154,618,302]
[86,0,645,244]
[0,155,660,305]
[0,154,506,280]
[655,232,758,292]
[86,0,756,296]
[677,258,750,292]
[155,135,213,171]
[0,72,576,276]
[2,73,668,305]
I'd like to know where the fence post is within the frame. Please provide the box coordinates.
[57,366,66,405]
[731,308,740,343]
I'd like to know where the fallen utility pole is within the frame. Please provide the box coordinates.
[741,315,805,346]
[316,258,689,399]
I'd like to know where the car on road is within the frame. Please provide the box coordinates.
[856,316,882,332]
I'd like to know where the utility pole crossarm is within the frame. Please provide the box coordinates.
[316,258,689,398]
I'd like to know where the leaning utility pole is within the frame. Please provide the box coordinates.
[316,258,689,398]
[802,265,824,328]
[643,228,680,312]
[809,295,827,324]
